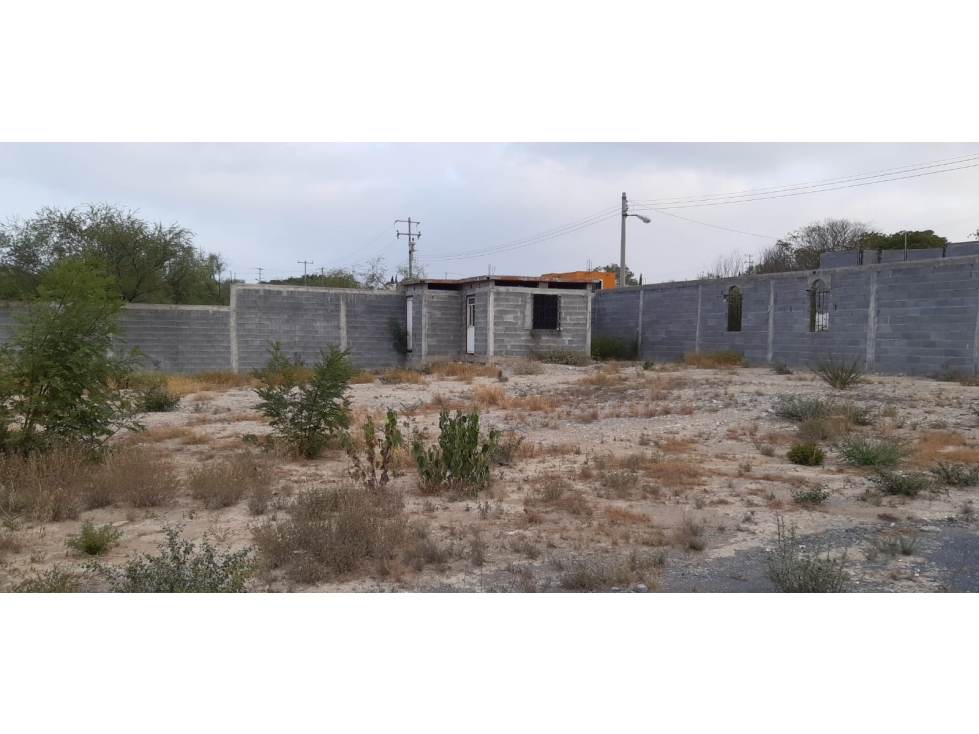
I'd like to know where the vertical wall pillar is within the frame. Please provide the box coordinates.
[695,283,702,353]
[487,288,495,357]
[767,278,775,364]
[585,289,593,356]
[972,268,979,375]
[229,284,239,372]
[637,287,644,357]
[339,293,348,350]
[421,288,429,358]
[866,269,878,370]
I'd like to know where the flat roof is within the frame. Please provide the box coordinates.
[402,275,602,286]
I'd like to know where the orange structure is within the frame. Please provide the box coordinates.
[541,270,616,289]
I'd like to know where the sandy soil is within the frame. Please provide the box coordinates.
[3,359,978,592]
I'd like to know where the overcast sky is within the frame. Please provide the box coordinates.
[1,142,977,284]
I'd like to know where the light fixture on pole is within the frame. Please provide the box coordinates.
[620,192,650,287]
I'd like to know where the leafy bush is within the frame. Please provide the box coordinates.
[253,485,406,583]
[533,349,591,366]
[791,486,831,504]
[590,336,638,361]
[411,409,501,497]
[0,259,143,453]
[253,341,355,459]
[837,436,909,467]
[929,462,979,487]
[66,521,123,556]
[812,353,864,389]
[387,317,408,355]
[137,383,180,412]
[869,470,936,497]
[88,524,253,592]
[766,515,848,593]
[772,362,793,375]
[787,443,825,466]
[343,409,405,491]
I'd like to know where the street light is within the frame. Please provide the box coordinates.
[620,192,650,287]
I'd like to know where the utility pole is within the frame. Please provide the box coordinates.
[618,192,651,286]
[396,218,421,279]
[298,260,313,287]
[746,255,754,274]
[257,267,263,284]
[620,192,628,288]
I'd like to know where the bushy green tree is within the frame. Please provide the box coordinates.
[857,229,950,251]
[252,341,355,459]
[0,204,230,304]
[0,258,143,452]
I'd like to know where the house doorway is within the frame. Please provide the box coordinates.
[466,296,476,354]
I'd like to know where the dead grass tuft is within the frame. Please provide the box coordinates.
[165,370,257,396]
[82,447,180,509]
[605,506,650,525]
[350,371,376,384]
[910,430,979,466]
[253,485,407,584]
[427,362,499,382]
[382,368,425,385]
[0,445,94,521]
[683,350,746,369]
[673,514,707,550]
[188,452,275,510]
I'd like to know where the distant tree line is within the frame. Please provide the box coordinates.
[699,218,967,279]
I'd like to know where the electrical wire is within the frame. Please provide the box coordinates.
[630,161,979,211]
[632,152,979,207]
[418,209,620,263]
[318,221,397,266]
[645,208,777,240]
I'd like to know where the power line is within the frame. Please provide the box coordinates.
[419,208,620,263]
[645,208,777,240]
[630,161,979,211]
[632,152,979,207]
[320,221,397,266]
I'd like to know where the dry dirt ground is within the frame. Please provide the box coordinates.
[3,359,978,592]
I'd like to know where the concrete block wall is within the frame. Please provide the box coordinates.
[639,284,699,361]
[874,262,979,374]
[771,269,872,366]
[423,289,464,359]
[232,285,405,372]
[490,288,590,357]
[118,304,231,373]
[593,252,979,374]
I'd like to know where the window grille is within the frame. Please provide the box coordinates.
[726,287,742,332]
[809,281,829,333]
[532,293,560,330]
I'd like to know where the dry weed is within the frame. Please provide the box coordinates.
[0,445,94,521]
[89,447,180,508]
[188,452,275,510]
[427,362,498,382]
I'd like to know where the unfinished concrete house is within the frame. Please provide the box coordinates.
[401,275,600,363]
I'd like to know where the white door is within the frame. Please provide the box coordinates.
[406,297,413,352]
[466,296,476,354]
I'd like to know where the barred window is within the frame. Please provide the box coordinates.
[726,286,742,332]
[809,280,829,333]
[533,293,560,330]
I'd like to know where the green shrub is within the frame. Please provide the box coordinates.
[590,336,637,361]
[11,565,85,593]
[533,349,591,366]
[137,383,180,412]
[791,486,831,504]
[929,462,979,487]
[411,409,501,497]
[0,259,143,453]
[837,436,909,467]
[66,521,123,556]
[869,470,936,497]
[787,443,825,466]
[772,395,832,422]
[343,409,405,491]
[812,353,864,389]
[765,515,848,593]
[88,524,253,592]
[252,341,354,459]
